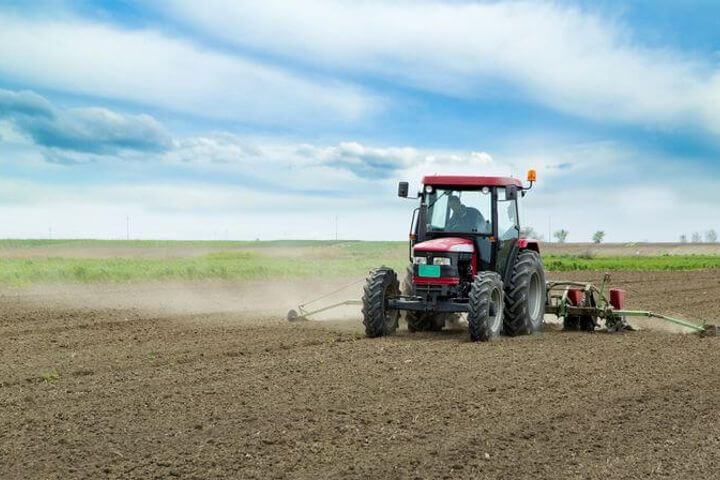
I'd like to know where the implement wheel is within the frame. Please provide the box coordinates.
[362,267,400,338]
[564,314,594,332]
[565,292,596,332]
[468,272,504,342]
[504,250,546,336]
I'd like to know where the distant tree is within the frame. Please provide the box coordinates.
[691,232,702,243]
[679,234,688,244]
[553,229,569,243]
[705,229,718,243]
[520,226,544,241]
[592,231,605,244]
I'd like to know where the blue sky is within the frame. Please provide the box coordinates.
[0,0,719,241]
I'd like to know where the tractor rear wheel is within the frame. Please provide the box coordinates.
[468,272,504,342]
[362,267,400,338]
[504,250,546,336]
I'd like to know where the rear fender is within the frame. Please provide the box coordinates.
[517,238,540,253]
[502,238,540,284]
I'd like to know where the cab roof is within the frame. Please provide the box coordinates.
[422,175,523,188]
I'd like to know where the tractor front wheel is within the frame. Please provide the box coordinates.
[504,250,546,336]
[362,267,400,338]
[402,265,451,332]
[407,312,446,332]
[468,272,504,342]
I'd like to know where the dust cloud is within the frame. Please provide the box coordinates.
[2,277,366,325]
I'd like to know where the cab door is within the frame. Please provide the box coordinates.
[496,189,520,276]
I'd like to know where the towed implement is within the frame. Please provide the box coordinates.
[546,274,717,337]
[288,170,717,340]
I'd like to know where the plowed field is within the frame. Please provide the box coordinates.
[2,270,719,479]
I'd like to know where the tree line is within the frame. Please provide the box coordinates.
[520,227,719,244]
[679,230,718,243]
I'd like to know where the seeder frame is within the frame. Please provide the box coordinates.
[545,273,717,336]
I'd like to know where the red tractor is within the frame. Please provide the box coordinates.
[362,171,545,342]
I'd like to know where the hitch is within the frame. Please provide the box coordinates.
[287,300,363,322]
[287,279,364,322]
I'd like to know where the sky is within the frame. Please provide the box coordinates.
[0,0,719,242]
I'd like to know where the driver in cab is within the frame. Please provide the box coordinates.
[447,195,485,232]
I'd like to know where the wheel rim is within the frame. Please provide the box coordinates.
[489,287,503,332]
[383,284,399,327]
[528,271,542,323]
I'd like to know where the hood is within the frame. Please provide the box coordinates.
[413,237,474,254]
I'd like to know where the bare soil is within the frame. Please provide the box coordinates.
[2,271,720,479]
[3,242,720,259]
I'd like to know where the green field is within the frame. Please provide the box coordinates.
[1,240,720,286]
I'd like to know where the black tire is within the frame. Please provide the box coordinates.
[401,264,413,296]
[563,315,581,331]
[362,267,400,338]
[468,272,504,342]
[564,291,597,332]
[606,315,628,333]
[402,264,448,332]
[402,265,426,331]
[407,312,446,332]
[407,311,430,332]
[504,250,546,336]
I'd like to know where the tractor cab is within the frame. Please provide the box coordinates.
[403,176,532,287]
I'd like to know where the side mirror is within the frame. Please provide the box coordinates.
[398,181,409,198]
[505,185,518,201]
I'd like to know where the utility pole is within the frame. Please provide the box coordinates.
[126,215,130,241]
[335,215,338,241]
[548,216,551,244]
[48,227,52,240]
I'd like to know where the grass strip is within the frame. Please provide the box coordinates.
[1,247,720,287]
[543,254,720,271]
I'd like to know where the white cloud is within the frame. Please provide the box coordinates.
[0,12,379,125]
[0,89,716,242]
[1,168,718,242]
[166,0,720,132]
[156,134,504,190]
[0,89,172,155]
[1,134,718,242]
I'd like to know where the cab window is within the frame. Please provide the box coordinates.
[498,189,519,240]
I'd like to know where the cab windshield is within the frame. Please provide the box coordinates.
[426,188,492,234]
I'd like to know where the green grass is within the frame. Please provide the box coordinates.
[1,240,719,286]
[543,254,720,271]
[0,239,382,249]
[36,369,60,384]
[0,248,408,287]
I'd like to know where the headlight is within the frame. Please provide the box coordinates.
[433,256,451,266]
[412,256,427,265]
